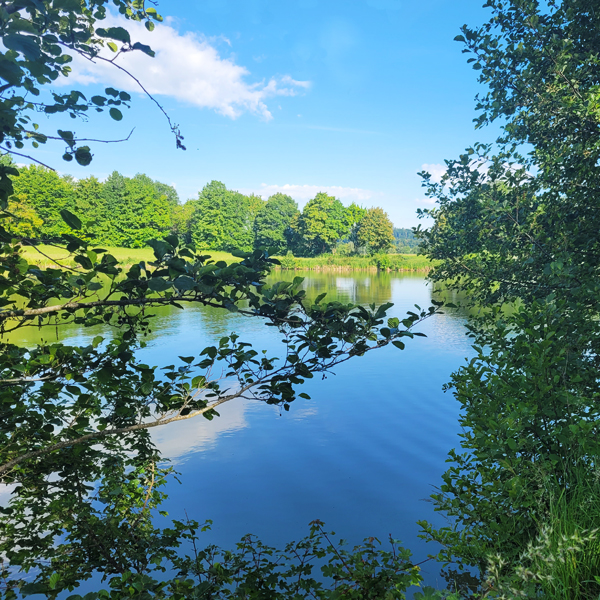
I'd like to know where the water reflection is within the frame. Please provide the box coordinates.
[4,272,474,590]
[152,399,250,462]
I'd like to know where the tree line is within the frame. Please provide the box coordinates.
[8,167,405,256]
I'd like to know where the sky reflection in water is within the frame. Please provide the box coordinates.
[5,272,474,590]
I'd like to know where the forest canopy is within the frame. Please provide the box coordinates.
[7,168,408,255]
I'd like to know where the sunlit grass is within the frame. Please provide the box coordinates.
[20,245,236,268]
[20,245,433,272]
[486,464,600,600]
[275,253,434,271]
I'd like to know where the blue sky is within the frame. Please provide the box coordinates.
[32,0,499,227]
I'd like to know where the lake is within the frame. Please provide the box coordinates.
[5,271,474,590]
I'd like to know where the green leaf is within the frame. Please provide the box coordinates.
[132,41,155,57]
[54,0,80,11]
[109,107,123,121]
[148,278,172,292]
[3,34,40,60]
[173,276,195,291]
[74,146,92,166]
[96,27,131,43]
[0,58,23,85]
[48,572,61,590]
[315,292,327,305]
[60,209,82,230]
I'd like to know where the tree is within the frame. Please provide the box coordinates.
[253,193,299,254]
[417,1,600,592]
[291,192,350,256]
[171,199,196,243]
[191,181,262,252]
[356,207,394,254]
[97,171,174,247]
[73,176,106,243]
[393,228,419,253]
[10,165,75,238]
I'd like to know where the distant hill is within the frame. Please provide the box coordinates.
[393,228,420,253]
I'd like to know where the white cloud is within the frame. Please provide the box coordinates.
[59,16,310,121]
[420,163,446,183]
[241,183,376,204]
[415,197,436,206]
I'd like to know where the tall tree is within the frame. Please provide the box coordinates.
[356,207,394,254]
[100,172,174,247]
[345,202,366,247]
[291,192,350,256]
[191,181,261,252]
[254,193,299,254]
[171,199,196,243]
[73,176,108,242]
[10,165,75,238]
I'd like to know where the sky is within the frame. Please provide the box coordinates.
[29,0,501,228]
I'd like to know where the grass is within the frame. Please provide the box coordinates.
[275,253,434,272]
[486,464,600,600]
[21,245,433,272]
[20,245,236,268]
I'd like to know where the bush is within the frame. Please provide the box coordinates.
[279,252,298,270]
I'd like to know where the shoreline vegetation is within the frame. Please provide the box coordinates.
[20,245,433,272]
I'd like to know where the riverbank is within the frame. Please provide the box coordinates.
[19,245,433,272]
[276,253,432,272]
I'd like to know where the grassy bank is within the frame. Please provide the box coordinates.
[19,245,235,268]
[20,245,433,272]
[275,253,433,272]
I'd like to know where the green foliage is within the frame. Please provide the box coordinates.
[277,253,432,272]
[393,228,420,253]
[9,165,75,237]
[419,302,600,570]
[6,168,179,247]
[171,200,196,243]
[356,207,394,254]
[291,192,351,256]
[190,181,263,252]
[101,172,174,247]
[417,0,600,591]
[254,192,299,254]
[480,466,600,600]
[345,201,367,246]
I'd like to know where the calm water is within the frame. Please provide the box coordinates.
[5,272,474,590]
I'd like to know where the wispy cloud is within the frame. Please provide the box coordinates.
[420,163,446,183]
[241,183,376,204]
[60,16,310,121]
